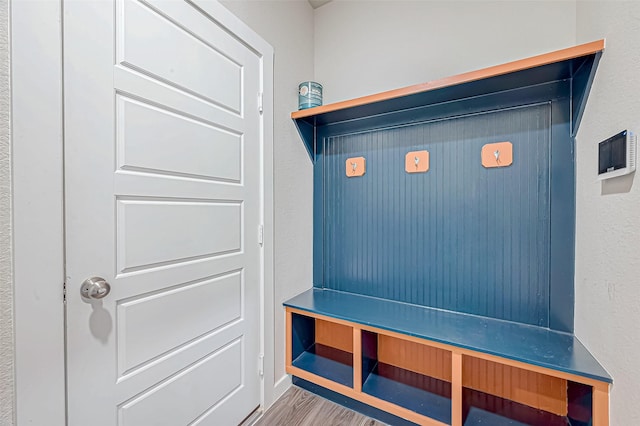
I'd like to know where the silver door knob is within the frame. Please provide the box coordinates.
[80,277,111,300]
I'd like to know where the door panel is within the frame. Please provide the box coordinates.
[65,1,263,424]
[117,96,243,183]
[119,339,243,425]
[117,199,242,272]
[116,270,242,376]
[118,0,242,112]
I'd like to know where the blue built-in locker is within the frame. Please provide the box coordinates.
[322,104,553,327]
[298,44,606,335]
[289,41,611,426]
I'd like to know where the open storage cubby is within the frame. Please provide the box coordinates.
[362,332,452,425]
[461,355,585,425]
[462,372,597,426]
[290,312,354,388]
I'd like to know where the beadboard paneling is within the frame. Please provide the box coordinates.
[322,104,552,327]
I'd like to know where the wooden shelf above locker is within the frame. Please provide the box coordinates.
[291,40,604,160]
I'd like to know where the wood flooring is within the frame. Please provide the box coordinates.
[254,386,387,426]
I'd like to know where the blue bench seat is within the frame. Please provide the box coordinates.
[284,288,611,384]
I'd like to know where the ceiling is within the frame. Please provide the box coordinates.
[308,0,332,9]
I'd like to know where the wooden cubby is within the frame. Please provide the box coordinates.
[461,355,572,425]
[286,304,610,426]
[289,313,354,388]
[361,332,453,424]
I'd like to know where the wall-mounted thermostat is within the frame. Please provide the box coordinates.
[598,130,636,180]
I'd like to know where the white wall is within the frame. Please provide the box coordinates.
[220,0,315,407]
[0,0,14,423]
[575,2,640,425]
[315,0,577,103]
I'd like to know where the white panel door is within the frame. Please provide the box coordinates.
[64,1,264,424]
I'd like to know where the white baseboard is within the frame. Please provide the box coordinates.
[272,374,292,406]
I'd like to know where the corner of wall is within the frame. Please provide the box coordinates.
[0,0,14,424]
[218,0,315,411]
[575,2,640,425]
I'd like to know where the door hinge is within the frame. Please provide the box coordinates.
[258,224,264,246]
[258,92,263,114]
[259,353,264,377]
[63,281,67,304]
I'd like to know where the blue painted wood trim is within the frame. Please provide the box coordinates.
[571,52,602,137]
[294,377,574,426]
[293,54,601,159]
[291,312,315,360]
[320,102,554,326]
[313,139,324,287]
[293,117,315,161]
[301,79,589,331]
[321,80,568,139]
[549,97,576,333]
[316,85,569,327]
[361,330,378,387]
[463,388,569,425]
[284,289,612,383]
[292,350,353,388]
[306,57,598,129]
[292,377,418,426]
[567,381,593,425]
[464,407,528,426]
[362,369,451,424]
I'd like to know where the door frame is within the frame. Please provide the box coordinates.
[11,1,274,424]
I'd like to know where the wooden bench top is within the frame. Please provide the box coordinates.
[284,288,612,384]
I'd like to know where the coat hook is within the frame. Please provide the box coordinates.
[405,150,429,174]
[346,157,366,177]
[482,142,512,168]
